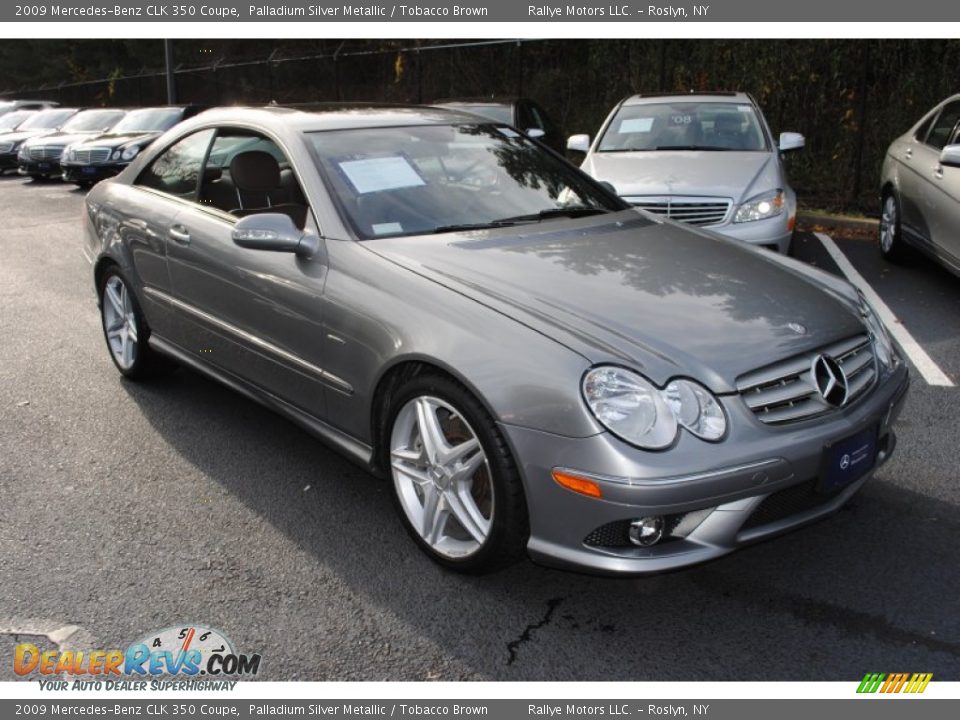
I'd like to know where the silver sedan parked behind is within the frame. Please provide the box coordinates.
[83,105,908,575]
[568,92,805,254]
[879,94,960,275]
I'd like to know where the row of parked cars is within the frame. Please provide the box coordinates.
[0,102,206,187]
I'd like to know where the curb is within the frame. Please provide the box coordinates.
[797,211,879,230]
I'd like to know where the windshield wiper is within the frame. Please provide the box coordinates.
[431,220,528,234]
[654,145,733,151]
[495,206,613,223]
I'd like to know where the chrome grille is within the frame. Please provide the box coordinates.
[737,334,877,425]
[28,145,65,161]
[72,147,111,164]
[0,142,14,153]
[625,195,732,226]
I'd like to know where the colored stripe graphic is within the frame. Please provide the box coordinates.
[857,672,932,693]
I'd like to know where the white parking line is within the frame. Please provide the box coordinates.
[815,232,954,387]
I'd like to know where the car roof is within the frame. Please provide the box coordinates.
[194,104,501,132]
[622,91,754,107]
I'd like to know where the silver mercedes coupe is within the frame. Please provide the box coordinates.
[83,105,909,575]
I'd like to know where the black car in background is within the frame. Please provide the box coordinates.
[18,108,127,180]
[0,107,80,173]
[61,105,207,187]
[430,97,564,152]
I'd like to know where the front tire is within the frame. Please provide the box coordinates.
[879,191,908,262]
[386,374,528,573]
[98,267,167,379]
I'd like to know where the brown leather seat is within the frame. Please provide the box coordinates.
[228,150,308,229]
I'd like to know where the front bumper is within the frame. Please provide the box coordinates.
[703,212,794,253]
[18,159,64,178]
[503,363,909,575]
[61,162,124,184]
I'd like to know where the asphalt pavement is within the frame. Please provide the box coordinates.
[1,175,958,681]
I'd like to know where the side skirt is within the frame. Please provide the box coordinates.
[149,334,376,473]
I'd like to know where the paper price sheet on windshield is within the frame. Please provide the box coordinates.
[338,155,426,195]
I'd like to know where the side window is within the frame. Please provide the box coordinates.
[914,112,936,143]
[925,101,960,151]
[136,129,214,200]
[528,103,547,130]
[199,129,309,229]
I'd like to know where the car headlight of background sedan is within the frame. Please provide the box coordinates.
[119,145,141,161]
[582,367,726,449]
[734,189,785,223]
[858,291,896,368]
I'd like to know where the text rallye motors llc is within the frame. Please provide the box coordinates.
[249,4,490,16]
[527,5,710,18]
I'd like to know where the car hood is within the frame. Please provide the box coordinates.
[0,129,57,143]
[72,131,162,149]
[23,131,108,147]
[366,212,864,392]
[582,150,779,203]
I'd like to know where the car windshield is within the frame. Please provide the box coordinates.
[109,108,182,134]
[0,110,35,130]
[17,108,77,130]
[446,105,513,124]
[598,101,769,152]
[308,123,625,239]
[61,109,126,133]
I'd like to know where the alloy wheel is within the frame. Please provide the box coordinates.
[102,275,139,370]
[880,195,897,253]
[390,395,494,559]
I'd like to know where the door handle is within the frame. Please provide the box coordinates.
[904,148,913,160]
[168,225,191,245]
[934,165,944,179]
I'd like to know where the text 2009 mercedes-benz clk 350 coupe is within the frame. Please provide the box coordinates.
[83,105,909,575]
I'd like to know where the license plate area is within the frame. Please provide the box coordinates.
[37,162,50,170]
[819,425,878,493]
[82,166,97,175]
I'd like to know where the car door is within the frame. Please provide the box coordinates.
[126,128,216,341]
[928,123,960,265]
[163,127,331,420]
[901,100,960,247]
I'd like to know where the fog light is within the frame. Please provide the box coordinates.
[628,516,664,547]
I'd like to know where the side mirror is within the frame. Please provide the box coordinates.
[596,180,617,196]
[779,132,805,153]
[525,128,546,139]
[232,213,319,259]
[567,134,591,153]
[939,144,960,168]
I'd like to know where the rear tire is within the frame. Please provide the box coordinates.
[98,267,170,379]
[879,190,909,262]
[385,373,528,573]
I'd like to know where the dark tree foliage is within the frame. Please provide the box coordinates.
[2,38,957,213]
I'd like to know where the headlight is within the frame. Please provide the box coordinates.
[112,149,122,161]
[121,145,140,161]
[662,379,727,441]
[858,291,895,368]
[734,189,785,223]
[17,144,29,160]
[582,367,726,449]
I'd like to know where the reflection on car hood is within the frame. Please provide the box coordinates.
[367,212,864,392]
[582,150,777,203]
[0,129,57,144]
[23,130,112,147]
[71,131,162,149]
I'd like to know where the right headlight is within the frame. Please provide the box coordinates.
[734,189,785,223]
[582,367,727,449]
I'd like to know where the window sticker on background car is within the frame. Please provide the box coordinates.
[338,155,426,194]
[738,105,752,112]
[372,222,404,235]
[618,117,654,133]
